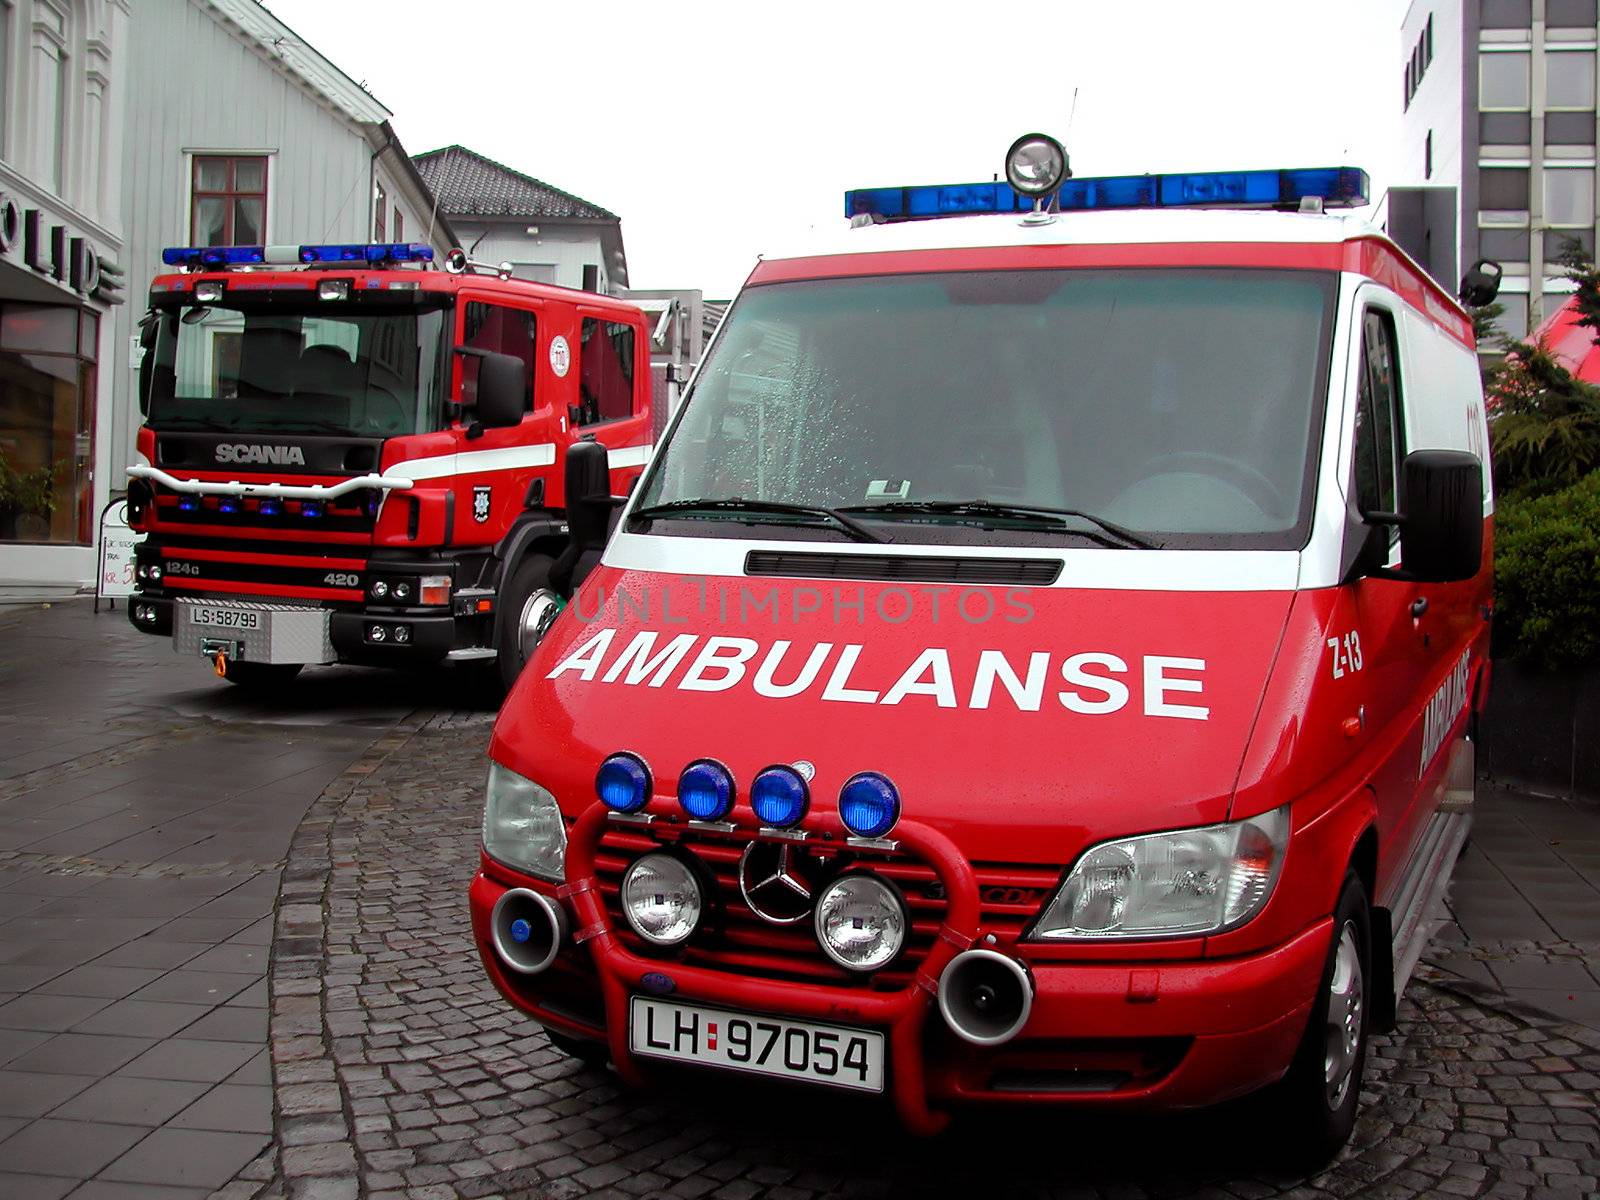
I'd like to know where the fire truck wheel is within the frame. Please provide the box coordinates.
[220,661,303,691]
[496,553,560,694]
[544,1028,610,1067]
[1262,870,1371,1170]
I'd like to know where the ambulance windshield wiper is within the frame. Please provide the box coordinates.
[629,498,885,543]
[840,500,1160,549]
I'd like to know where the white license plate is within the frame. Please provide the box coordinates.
[628,997,884,1093]
[190,607,260,630]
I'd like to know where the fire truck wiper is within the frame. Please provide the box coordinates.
[840,500,1159,549]
[629,498,885,544]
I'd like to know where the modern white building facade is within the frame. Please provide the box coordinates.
[0,0,131,592]
[1,0,458,594]
[1397,0,1600,343]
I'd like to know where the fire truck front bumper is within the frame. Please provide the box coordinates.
[470,806,1331,1135]
[328,611,456,663]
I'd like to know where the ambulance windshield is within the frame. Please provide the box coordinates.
[636,269,1336,549]
[144,300,447,438]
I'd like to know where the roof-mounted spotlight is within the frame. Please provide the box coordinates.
[1005,132,1069,199]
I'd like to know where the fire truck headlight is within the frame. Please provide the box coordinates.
[620,853,701,946]
[482,762,566,883]
[596,752,651,813]
[1005,132,1068,197]
[147,564,163,582]
[814,872,906,972]
[193,280,224,304]
[1029,805,1290,941]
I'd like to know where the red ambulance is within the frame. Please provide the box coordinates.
[469,136,1496,1164]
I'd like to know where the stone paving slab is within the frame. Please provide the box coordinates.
[246,720,1600,1200]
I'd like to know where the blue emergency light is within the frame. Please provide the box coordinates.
[160,242,435,268]
[845,166,1369,222]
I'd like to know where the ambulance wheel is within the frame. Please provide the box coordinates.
[220,661,302,691]
[544,1028,610,1067]
[1265,871,1371,1170]
[495,553,559,695]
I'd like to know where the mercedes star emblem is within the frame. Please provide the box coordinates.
[737,841,823,925]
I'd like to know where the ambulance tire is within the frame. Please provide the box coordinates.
[1265,871,1371,1170]
[544,1028,610,1068]
[220,661,303,691]
[494,552,558,696]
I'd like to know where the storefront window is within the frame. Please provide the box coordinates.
[0,304,95,544]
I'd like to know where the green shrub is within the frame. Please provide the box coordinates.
[1493,472,1600,669]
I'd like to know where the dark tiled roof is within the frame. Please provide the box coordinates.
[411,145,616,221]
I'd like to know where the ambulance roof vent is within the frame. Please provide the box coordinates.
[845,166,1368,224]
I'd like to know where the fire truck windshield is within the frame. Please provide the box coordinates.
[635,268,1337,549]
[144,301,447,438]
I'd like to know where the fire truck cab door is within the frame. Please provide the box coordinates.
[451,295,546,544]
[569,310,653,495]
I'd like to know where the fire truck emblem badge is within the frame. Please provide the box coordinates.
[738,842,822,925]
[472,486,491,523]
[549,335,571,378]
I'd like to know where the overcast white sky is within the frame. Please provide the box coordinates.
[261,0,1409,298]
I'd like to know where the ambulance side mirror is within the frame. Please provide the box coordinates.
[1459,259,1502,308]
[1363,450,1484,584]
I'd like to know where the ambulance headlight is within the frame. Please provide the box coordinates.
[1029,805,1290,940]
[1005,132,1068,197]
[620,853,702,946]
[814,872,907,972]
[482,762,566,882]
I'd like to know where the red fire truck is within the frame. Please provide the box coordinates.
[125,242,653,693]
[469,136,1500,1164]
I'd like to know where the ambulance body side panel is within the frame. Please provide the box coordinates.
[1232,272,1492,913]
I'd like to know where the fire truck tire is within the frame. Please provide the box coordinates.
[221,661,303,691]
[544,1028,610,1067]
[495,552,560,694]
[1262,870,1371,1170]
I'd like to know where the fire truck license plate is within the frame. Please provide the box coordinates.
[628,997,884,1092]
[190,607,259,630]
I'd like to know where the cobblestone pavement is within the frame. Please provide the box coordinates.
[239,722,1600,1200]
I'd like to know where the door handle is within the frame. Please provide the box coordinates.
[1410,597,1429,619]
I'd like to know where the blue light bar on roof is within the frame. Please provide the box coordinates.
[160,243,435,269]
[845,167,1369,222]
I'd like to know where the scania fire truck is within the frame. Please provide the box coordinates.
[470,135,1499,1164]
[126,242,654,693]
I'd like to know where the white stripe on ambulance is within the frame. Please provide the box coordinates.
[545,628,1209,720]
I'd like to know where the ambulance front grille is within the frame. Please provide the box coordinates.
[593,825,1060,989]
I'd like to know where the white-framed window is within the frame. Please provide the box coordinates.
[0,2,13,158]
[1546,50,1596,109]
[191,155,269,246]
[1494,291,1530,341]
[1543,165,1595,227]
[373,179,387,241]
[1480,50,1531,110]
[31,0,68,194]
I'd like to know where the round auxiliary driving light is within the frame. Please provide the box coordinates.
[596,752,651,813]
[838,772,900,839]
[751,765,809,829]
[147,564,163,582]
[1005,132,1068,197]
[677,760,733,822]
[814,872,907,972]
[370,580,389,600]
[620,853,702,947]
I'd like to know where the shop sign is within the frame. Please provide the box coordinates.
[0,193,104,298]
